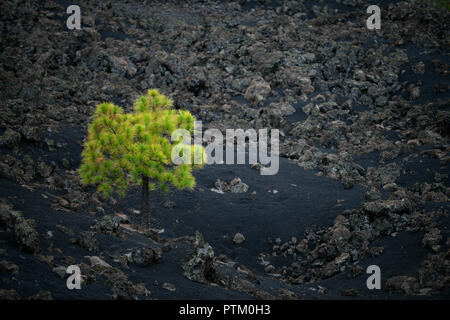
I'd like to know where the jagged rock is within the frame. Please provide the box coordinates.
[365,188,381,200]
[80,261,149,300]
[279,289,297,300]
[20,126,42,143]
[233,233,245,244]
[214,178,248,193]
[0,260,19,275]
[134,283,151,297]
[334,252,350,265]
[408,85,421,100]
[370,246,384,257]
[295,239,308,253]
[163,200,176,208]
[37,161,53,178]
[0,200,40,253]
[108,56,137,78]
[182,242,216,283]
[0,289,19,300]
[186,67,206,95]
[91,215,121,235]
[362,200,413,216]
[55,190,90,212]
[422,191,448,202]
[268,101,296,117]
[386,276,419,295]
[105,272,139,300]
[419,250,450,291]
[322,262,339,278]
[56,225,75,237]
[252,48,283,76]
[422,228,442,249]
[347,265,364,278]
[13,217,40,253]
[298,77,314,95]
[28,291,53,300]
[86,256,112,268]
[52,265,67,279]
[330,225,351,243]
[265,265,276,273]
[75,231,100,252]
[162,282,176,291]
[412,61,425,75]
[0,200,21,227]
[0,128,21,147]
[436,110,450,137]
[244,79,271,105]
[129,247,162,267]
[341,288,359,297]
[214,257,274,299]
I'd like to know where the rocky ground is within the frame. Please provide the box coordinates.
[0,0,449,300]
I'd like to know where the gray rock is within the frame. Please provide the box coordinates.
[244,79,271,105]
[75,231,100,252]
[13,217,40,253]
[91,215,121,235]
[0,128,21,147]
[214,178,248,193]
[182,242,216,283]
[129,247,162,267]
[412,61,425,75]
[108,56,137,78]
[362,200,413,216]
[268,101,296,117]
[422,228,442,249]
[0,260,19,275]
[233,233,245,244]
[386,276,419,295]
[0,289,20,300]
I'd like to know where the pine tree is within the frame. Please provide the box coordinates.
[79,89,206,229]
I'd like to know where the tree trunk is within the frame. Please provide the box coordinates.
[141,175,150,229]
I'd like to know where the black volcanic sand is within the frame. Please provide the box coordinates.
[0,0,449,299]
